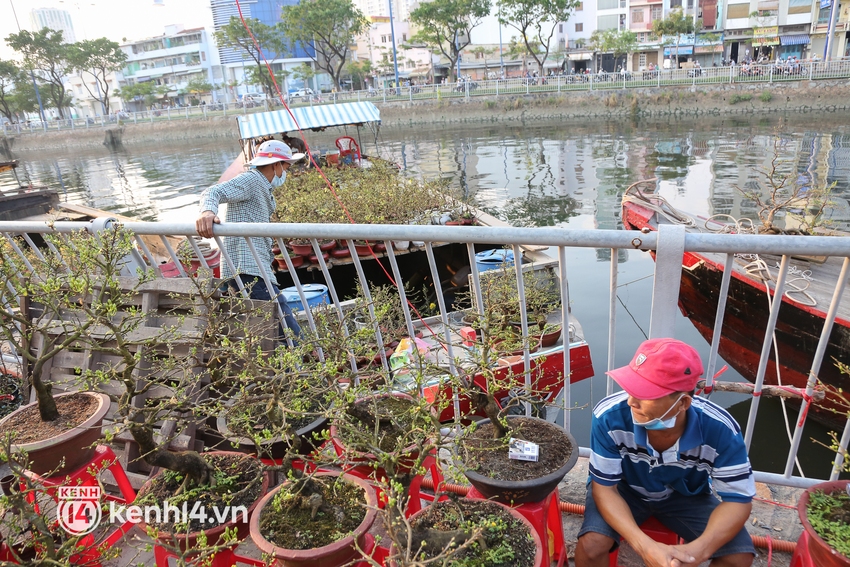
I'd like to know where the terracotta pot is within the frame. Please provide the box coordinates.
[538,325,562,348]
[329,392,420,478]
[796,480,850,567]
[0,392,110,476]
[353,243,374,256]
[330,247,351,258]
[288,242,313,256]
[318,240,337,252]
[401,498,544,567]
[249,471,378,567]
[138,451,270,551]
[462,416,579,505]
[491,337,542,357]
[216,399,329,459]
[276,255,305,270]
[308,252,330,264]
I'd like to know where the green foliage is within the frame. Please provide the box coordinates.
[410,0,491,81]
[806,489,850,557]
[66,38,127,115]
[279,0,367,89]
[115,81,169,109]
[497,0,580,76]
[729,93,752,104]
[213,17,286,95]
[588,29,638,69]
[274,162,452,225]
[0,59,30,122]
[759,90,772,103]
[184,76,214,96]
[651,8,694,65]
[5,28,72,118]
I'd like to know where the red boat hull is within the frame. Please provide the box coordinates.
[623,201,850,423]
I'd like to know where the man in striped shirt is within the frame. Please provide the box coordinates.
[196,139,305,339]
[575,338,755,567]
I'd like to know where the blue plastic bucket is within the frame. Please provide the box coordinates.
[475,249,515,273]
[282,284,329,312]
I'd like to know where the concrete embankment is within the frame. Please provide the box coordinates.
[3,78,849,151]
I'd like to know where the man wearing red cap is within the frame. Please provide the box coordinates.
[196,139,305,338]
[575,338,755,567]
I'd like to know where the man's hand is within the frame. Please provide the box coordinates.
[196,211,220,238]
[636,540,697,567]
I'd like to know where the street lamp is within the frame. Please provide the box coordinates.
[8,0,47,122]
[387,0,400,88]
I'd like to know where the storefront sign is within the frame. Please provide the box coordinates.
[753,36,780,46]
[753,26,779,36]
[819,0,831,10]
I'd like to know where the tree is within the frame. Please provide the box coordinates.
[410,0,491,82]
[213,17,286,96]
[699,31,722,65]
[114,81,168,110]
[497,0,579,77]
[0,60,25,122]
[651,7,694,68]
[469,45,495,76]
[589,28,638,70]
[344,59,372,90]
[184,76,213,97]
[279,0,367,90]
[66,38,127,115]
[292,62,316,89]
[6,28,72,118]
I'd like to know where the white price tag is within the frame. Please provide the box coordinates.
[508,438,539,462]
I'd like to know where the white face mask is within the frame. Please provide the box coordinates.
[271,163,286,188]
[634,394,686,430]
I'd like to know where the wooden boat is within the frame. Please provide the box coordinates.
[219,102,594,418]
[621,184,850,422]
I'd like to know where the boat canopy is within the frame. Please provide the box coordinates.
[237,102,381,141]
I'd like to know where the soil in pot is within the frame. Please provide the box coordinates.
[336,396,416,455]
[258,476,368,550]
[804,485,850,561]
[135,453,265,535]
[463,417,573,482]
[0,392,98,445]
[407,498,537,566]
[220,397,327,457]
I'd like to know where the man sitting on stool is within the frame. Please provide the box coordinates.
[575,338,756,567]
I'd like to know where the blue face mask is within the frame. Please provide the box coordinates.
[634,394,685,430]
[271,164,286,188]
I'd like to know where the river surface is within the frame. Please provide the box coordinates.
[4,113,849,479]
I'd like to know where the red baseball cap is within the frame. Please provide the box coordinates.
[606,338,703,399]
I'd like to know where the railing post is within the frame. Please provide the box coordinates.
[133,112,137,124]
[624,73,627,89]
[409,87,413,102]
[167,107,171,120]
[357,90,361,102]
[648,224,686,339]
[383,88,386,103]
[730,65,734,84]
[809,63,813,80]
[86,117,89,129]
[557,74,561,93]
[769,64,773,83]
[203,105,207,119]
[658,69,661,87]
[223,103,227,117]
[100,115,104,127]
[590,74,593,91]
[526,80,529,95]
[496,79,499,96]
[185,106,189,118]
[465,80,470,99]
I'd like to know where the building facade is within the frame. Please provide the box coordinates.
[29,7,76,42]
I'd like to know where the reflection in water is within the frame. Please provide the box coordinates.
[2,114,849,477]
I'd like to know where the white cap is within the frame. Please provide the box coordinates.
[247,140,305,166]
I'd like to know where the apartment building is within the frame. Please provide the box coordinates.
[119,25,219,110]
[30,7,76,42]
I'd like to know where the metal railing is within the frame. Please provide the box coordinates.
[4,59,850,136]
[1,219,848,488]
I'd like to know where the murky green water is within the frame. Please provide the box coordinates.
[3,113,849,478]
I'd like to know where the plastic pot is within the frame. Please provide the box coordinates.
[796,480,850,567]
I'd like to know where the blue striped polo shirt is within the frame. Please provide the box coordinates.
[588,391,755,504]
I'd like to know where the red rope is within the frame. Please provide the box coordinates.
[752,497,798,510]
[797,392,813,427]
[233,0,442,342]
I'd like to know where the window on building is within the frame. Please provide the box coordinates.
[651,5,662,19]
[632,9,644,23]
[727,3,750,18]
[639,53,647,67]
[598,0,618,10]
[620,0,626,7]
[559,23,563,33]
[577,2,583,9]
[816,6,830,22]
[576,22,584,32]
[402,33,407,41]
[598,13,619,28]
[787,0,810,13]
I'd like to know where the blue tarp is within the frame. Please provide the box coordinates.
[237,102,381,140]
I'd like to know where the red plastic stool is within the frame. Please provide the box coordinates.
[789,530,815,567]
[24,445,137,549]
[466,486,567,567]
[609,516,681,567]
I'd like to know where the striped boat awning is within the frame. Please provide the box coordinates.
[237,102,381,140]
[780,34,811,45]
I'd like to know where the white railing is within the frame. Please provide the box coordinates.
[1,219,848,488]
[4,59,850,136]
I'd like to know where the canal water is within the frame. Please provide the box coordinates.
[4,113,849,479]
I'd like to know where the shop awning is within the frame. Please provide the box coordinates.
[408,66,432,77]
[568,52,593,61]
[236,102,381,140]
[780,34,811,45]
